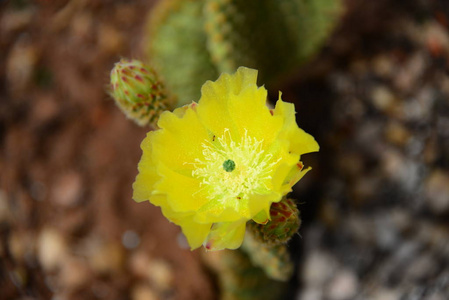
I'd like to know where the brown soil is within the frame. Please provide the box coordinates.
[1,1,214,299]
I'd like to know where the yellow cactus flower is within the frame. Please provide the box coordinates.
[133,67,319,251]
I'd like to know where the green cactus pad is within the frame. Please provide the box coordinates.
[204,0,343,84]
[144,0,342,107]
[145,0,218,106]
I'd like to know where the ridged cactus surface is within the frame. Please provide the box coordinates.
[241,232,294,281]
[203,249,286,300]
[146,0,218,106]
[145,0,342,105]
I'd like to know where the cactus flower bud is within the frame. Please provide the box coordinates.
[248,198,301,246]
[109,58,173,127]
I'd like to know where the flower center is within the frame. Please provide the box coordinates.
[222,159,235,172]
[192,129,280,204]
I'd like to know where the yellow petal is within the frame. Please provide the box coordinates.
[154,108,211,172]
[247,192,280,219]
[281,166,312,194]
[195,200,248,224]
[228,84,283,146]
[155,163,208,212]
[179,218,212,250]
[196,67,260,140]
[252,209,270,224]
[133,133,160,202]
[273,97,319,155]
[204,221,246,251]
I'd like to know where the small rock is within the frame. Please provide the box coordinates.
[6,35,38,97]
[424,293,446,300]
[381,241,421,280]
[31,94,59,127]
[391,209,413,233]
[337,152,364,177]
[29,180,46,202]
[86,239,125,274]
[129,251,151,278]
[113,4,139,26]
[97,24,124,54]
[38,228,68,271]
[405,254,437,282]
[298,288,323,300]
[176,232,190,249]
[147,259,174,293]
[0,8,33,34]
[122,230,140,250]
[0,190,11,223]
[423,21,449,56]
[371,288,401,300]
[351,176,377,204]
[425,170,449,214]
[437,116,449,138]
[302,250,338,287]
[326,269,359,300]
[422,135,439,164]
[384,121,411,147]
[374,214,400,251]
[394,52,427,92]
[371,86,401,118]
[9,267,27,289]
[131,284,158,300]
[403,88,434,122]
[346,216,373,245]
[9,231,34,263]
[71,12,94,42]
[372,54,395,78]
[59,257,91,290]
[51,171,83,207]
[50,292,70,300]
[381,148,421,192]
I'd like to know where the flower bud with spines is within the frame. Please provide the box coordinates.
[110,58,173,127]
[248,197,300,246]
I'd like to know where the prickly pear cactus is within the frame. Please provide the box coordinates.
[145,0,342,105]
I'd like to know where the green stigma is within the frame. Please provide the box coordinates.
[223,159,236,172]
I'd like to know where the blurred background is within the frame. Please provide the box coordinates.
[1,0,449,299]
